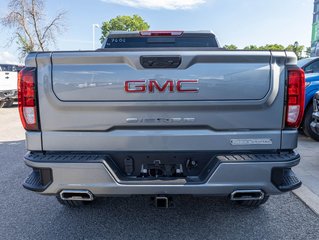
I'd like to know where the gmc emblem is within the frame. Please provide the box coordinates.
[124,80,199,93]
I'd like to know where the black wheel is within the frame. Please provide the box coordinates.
[56,196,94,207]
[235,195,270,207]
[0,100,14,108]
[0,101,6,108]
[3,100,14,107]
[303,106,319,141]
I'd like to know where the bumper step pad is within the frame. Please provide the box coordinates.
[23,168,52,192]
[278,169,302,191]
[272,168,301,192]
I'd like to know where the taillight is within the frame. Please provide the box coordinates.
[285,68,305,128]
[139,31,184,36]
[18,67,39,131]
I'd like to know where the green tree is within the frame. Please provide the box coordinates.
[223,44,238,50]
[242,43,306,59]
[259,44,285,51]
[100,15,150,42]
[243,45,259,50]
[285,42,304,59]
[305,47,311,58]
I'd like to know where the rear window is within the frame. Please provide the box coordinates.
[104,34,219,48]
[0,65,17,72]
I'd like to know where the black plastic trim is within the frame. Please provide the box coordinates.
[23,168,52,192]
[140,56,181,68]
[271,168,302,192]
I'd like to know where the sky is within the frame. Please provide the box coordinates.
[0,0,314,64]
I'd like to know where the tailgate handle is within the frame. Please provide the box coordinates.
[140,56,181,69]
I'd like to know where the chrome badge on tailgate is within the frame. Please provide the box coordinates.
[126,117,196,123]
[230,139,273,145]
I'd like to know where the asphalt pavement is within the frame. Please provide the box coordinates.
[0,105,319,240]
[295,135,319,196]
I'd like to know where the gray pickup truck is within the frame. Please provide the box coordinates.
[20,31,305,208]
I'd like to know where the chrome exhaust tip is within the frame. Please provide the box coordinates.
[60,190,94,201]
[230,190,264,201]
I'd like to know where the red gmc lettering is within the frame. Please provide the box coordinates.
[149,80,174,92]
[124,80,146,93]
[176,80,199,92]
[124,80,199,93]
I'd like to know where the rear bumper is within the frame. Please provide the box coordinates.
[0,90,17,101]
[23,151,301,197]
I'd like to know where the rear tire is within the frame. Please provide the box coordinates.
[235,195,270,207]
[303,106,319,141]
[4,99,14,108]
[0,101,6,108]
[0,100,14,108]
[56,196,94,207]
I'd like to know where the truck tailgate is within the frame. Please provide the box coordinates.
[34,50,294,151]
[51,52,271,102]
